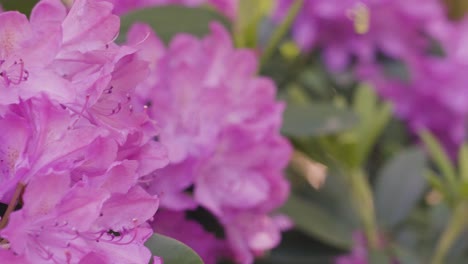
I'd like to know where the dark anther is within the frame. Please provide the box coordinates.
[107,230,121,237]
[104,86,114,94]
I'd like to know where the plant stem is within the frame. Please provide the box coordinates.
[260,0,303,67]
[349,168,380,249]
[0,182,25,230]
[431,202,468,264]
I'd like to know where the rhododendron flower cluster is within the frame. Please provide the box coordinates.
[0,0,166,263]
[275,0,468,155]
[275,0,445,71]
[356,5,468,155]
[126,22,292,264]
[0,0,291,263]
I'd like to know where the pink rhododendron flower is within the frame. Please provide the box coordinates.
[1,171,157,263]
[0,0,291,263]
[276,0,468,154]
[0,8,71,106]
[0,0,168,263]
[357,5,468,156]
[128,22,292,263]
[0,98,107,203]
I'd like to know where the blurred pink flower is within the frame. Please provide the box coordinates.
[275,0,446,71]
[0,0,168,262]
[128,22,292,263]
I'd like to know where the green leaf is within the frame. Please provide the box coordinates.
[457,182,468,199]
[368,250,392,264]
[353,83,378,121]
[420,131,457,189]
[281,103,358,137]
[119,5,230,44]
[280,193,352,249]
[458,143,468,182]
[0,0,37,15]
[145,234,204,264]
[425,170,447,197]
[234,0,271,47]
[352,84,392,165]
[374,147,427,228]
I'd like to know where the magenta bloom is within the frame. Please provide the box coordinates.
[128,22,292,263]
[0,0,168,262]
[0,0,291,263]
[1,171,157,263]
[275,0,446,71]
[358,9,468,156]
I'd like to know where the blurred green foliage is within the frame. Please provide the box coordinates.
[0,0,37,15]
[119,6,230,44]
[145,234,204,264]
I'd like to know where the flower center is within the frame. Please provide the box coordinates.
[0,59,30,86]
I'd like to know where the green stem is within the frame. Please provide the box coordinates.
[260,0,303,67]
[349,168,380,249]
[431,202,468,264]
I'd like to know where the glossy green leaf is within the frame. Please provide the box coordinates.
[280,193,352,249]
[119,5,230,44]
[282,103,358,137]
[145,234,204,264]
[0,0,37,15]
[375,147,427,228]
